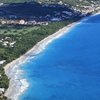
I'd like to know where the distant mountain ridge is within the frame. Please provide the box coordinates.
[0,0,99,6]
[0,0,99,8]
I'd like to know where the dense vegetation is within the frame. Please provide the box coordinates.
[0,21,74,62]
[0,1,84,22]
[0,66,9,100]
[0,19,78,100]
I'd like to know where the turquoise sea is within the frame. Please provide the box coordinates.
[19,14,100,100]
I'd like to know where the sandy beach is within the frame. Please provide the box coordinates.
[4,22,80,100]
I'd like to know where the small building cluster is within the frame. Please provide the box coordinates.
[0,19,49,26]
[73,0,100,14]
[0,37,16,48]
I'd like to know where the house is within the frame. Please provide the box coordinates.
[19,20,25,25]
[0,60,6,65]
[9,41,16,47]
[1,20,6,24]
[37,22,48,25]
[0,3,4,6]
[0,88,4,94]
[27,20,37,25]
[3,41,9,46]
[51,18,61,21]
[41,22,48,25]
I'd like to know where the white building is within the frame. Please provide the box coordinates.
[0,60,6,65]
[0,88,4,94]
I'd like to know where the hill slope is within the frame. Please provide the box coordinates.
[0,0,86,4]
[0,0,99,6]
[0,0,99,14]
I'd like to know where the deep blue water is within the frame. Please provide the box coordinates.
[20,14,100,100]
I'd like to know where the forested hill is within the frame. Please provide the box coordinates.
[0,0,99,14]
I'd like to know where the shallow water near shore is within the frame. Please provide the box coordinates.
[19,14,100,100]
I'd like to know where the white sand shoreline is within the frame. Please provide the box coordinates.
[4,21,81,100]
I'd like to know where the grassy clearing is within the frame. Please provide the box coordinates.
[0,25,39,35]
